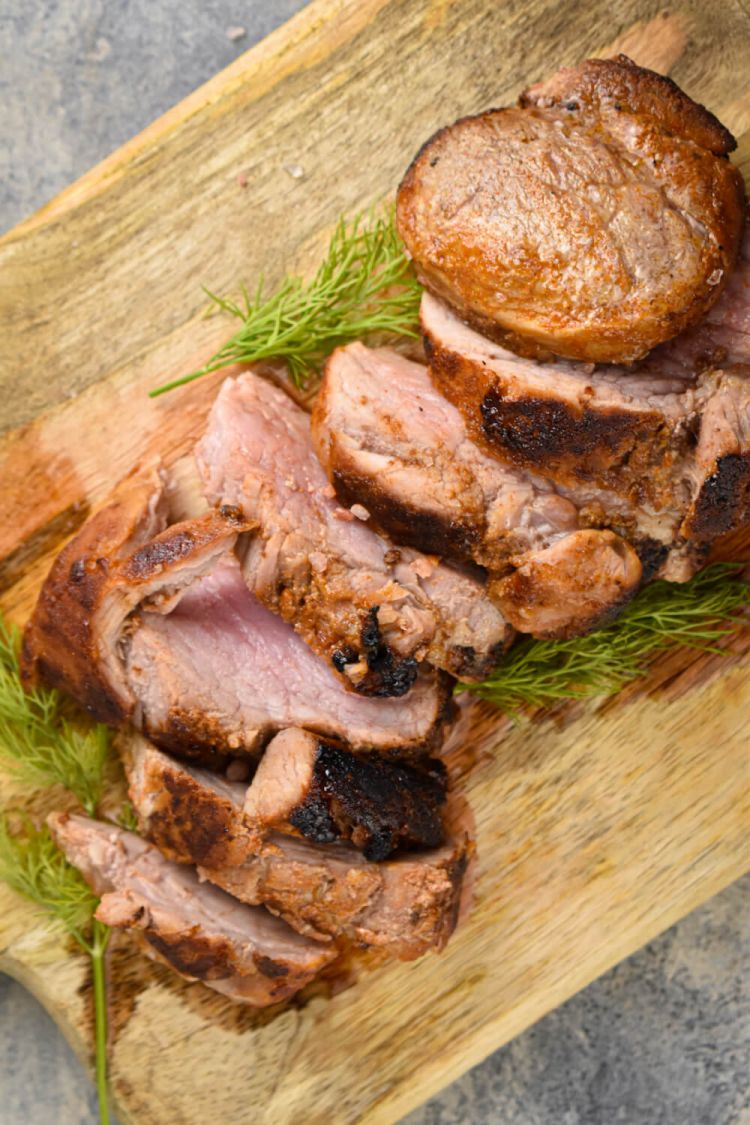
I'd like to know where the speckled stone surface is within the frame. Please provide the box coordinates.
[0,3,748,1123]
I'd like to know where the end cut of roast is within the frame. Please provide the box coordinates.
[397,55,745,364]
[49,812,335,1005]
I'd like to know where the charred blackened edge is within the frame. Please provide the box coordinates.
[633,537,671,583]
[146,710,259,771]
[686,452,750,542]
[330,606,419,697]
[143,929,236,981]
[330,465,480,564]
[443,638,510,681]
[478,386,658,475]
[288,741,447,862]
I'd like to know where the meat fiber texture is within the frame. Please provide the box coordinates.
[196,369,511,695]
[23,463,454,761]
[314,343,643,638]
[124,736,471,958]
[49,812,335,1006]
[397,55,745,364]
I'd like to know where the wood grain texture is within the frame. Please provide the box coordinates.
[1,2,750,1122]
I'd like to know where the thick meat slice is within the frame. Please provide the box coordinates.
[314,343,643,637]
[22,462,251,723]
[422,291,750,562]
[243,728,446,860]
[49,812,334,1006]
[197,371,510,692]
[397,55,745,364]
[124,737,471,957]
[126,555,452,760]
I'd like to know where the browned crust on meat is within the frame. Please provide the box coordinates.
[132,764,250,870]
[281,742,446,861]
[684,452,750,542]
[143,926,241,981]
[144,708,262,768]
[398,58,745,364]
[21,461,167,724]
[121,507,253,586]
[424,330,687,506]
[489,530,642,639]
[520,54,736,155]
[22,469,253,727]
[332,462,480,561]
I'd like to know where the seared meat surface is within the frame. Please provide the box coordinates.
[314,343,643,637]
[243,728,446,860]
[127,556,453,759]
[397,55,745,364]
[22,463,252,723]
[422,291,750,568]
[197,371,511,692]
[124,737,471,957]
[49,812,335,1005]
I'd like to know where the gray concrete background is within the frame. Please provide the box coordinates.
[0,2,748,1122]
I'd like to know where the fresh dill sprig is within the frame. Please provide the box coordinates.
[0,816,111,1124]
[0,618,109,815]
[458,563,750,713]
[117,799,139,832]
[149,209,422,397]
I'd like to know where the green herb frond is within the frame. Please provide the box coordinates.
[150,208,422,397]
[0,814,97,949]
[117,800,139,832]
[458,563,750,714]
[0,618,109,815]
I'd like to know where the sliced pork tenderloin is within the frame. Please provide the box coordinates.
[49,812,335,1005]
[314,343,644,637]
[25,466,452,761]
[242,728,445,860]
[22,461,251,723]
[397,55,744,364]
[126,555,453,760]
[123,737,471,957]
[196,370,511,693]
[422,290,750,562]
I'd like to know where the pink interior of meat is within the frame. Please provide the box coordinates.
[127,556,443,748]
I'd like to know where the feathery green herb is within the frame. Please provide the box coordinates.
[458,563,750,713]
[149,209,422,397]
[0,816,111,1124]
[0,619,109,815]
[0,615,112,1122]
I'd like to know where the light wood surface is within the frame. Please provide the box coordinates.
[1,2,750,1122]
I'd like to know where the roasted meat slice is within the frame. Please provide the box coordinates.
[22,462,252,723]
[397,55,745,364]
[243,728,446,860]
[422,291,750,562]
[124,737,471,957]
[24,466,452,760]
[196,370,511,692]
[49,812,335,1006]
[126,555,453,759]
[314,343,644,637]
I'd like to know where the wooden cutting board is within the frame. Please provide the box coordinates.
[1,1,750,1122]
